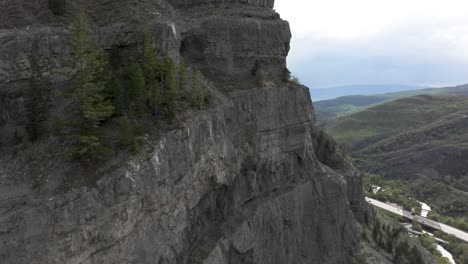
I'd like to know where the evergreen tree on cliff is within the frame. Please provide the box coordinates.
[127,63,146,117]
[191,68,205,110]
[178,58,188,97]
[108,48,128,115]
[163,57,179,120]
[25,47,50,142]
[141,22,161,113]
[118,114,138,152]
[67,5,113,160]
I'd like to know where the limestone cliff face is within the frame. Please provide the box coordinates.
[0,1,366,263]
[0,0,290,143]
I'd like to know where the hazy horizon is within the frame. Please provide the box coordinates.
[275,0,468,89]
[310,83,464,90]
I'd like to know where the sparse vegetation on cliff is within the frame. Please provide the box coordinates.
[127,63,147,118]
[281,67,291,82]
[191,68,206,110]
[162,57,180,120]
[25,47,50,142]
[47,7,211,161]
[118,114,138,152]
[141,22,162,114]
[362,214,428,264]
[434,231,468,264]
[66,5,114,160]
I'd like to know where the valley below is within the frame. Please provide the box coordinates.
[319,84,468,263]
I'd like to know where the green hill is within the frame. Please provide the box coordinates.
[311,84,426,101]
[315,84,468,122]
[325,94,468,218]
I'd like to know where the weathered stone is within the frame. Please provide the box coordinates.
[0,0,366,263]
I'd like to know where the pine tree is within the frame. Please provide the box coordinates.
[164,57,179,120]
[385,235,393,253]
[25,48,50,142]
[141,22,159,81]
[118,114,138,152]
[178,57,188,97]
[372,220,380,241]
[148,80,160,116]
[394,240,411,264]
[281,67,291,82]
[67,5,114,160]
[409,246,425,264]
[191,68,205,110]
[108,47,128,115]
[127,63,146,117]
[190,68,198,107]
[141,22,161,113]
[110,74,127,115]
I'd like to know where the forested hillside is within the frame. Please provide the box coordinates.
[326,94,468,221]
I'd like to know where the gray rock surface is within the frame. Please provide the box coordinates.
[0,85,363,264]
[0,0,290,145]
[0,0,366,263]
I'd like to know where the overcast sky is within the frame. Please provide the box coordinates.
[275,0,468,89]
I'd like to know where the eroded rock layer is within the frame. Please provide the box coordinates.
[0,1,365,263]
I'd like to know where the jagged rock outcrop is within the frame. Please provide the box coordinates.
[0,0,290,145]
[0,0,366,263]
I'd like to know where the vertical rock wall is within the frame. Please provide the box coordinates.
[0,1,366,263]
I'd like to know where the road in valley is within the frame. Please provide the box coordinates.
[365,197,468,243]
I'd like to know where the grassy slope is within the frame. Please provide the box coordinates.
[327,95,468,144]
[315,84,468,122]
[325,94,468,217]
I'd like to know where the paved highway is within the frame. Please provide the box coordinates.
[366,197,468,243]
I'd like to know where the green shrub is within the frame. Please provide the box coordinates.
[412,219,422,232]
[281,67,291,82]
[66,6,113,161]
[118,115,138,152]
[290,75,300,84]
[126,63,146,117]
[191,68,205,110]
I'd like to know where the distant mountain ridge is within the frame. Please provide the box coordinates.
[311,84,427,101]
[315,84,468,122]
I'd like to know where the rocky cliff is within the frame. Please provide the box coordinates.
[0,1,366,263]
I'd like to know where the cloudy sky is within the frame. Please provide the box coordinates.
[275,0,468,89]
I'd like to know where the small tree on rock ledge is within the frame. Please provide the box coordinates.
[66,5,114,161]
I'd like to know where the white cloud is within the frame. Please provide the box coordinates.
[275,0,468,39]
[275,0,468,88]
